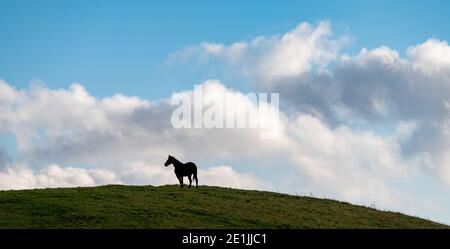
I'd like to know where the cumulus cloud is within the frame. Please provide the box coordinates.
[171,22,450,190]
[0,79,280,192]
[0,161,266,191]
[0,164,122,190]
[285,114,416,205]
[0,78,421,213]
[120,161,269,190]
[169,21,346,87]
[0,79,289,167]
[407,39,450,74]
[199,166,270,190]
[276,40,450,189]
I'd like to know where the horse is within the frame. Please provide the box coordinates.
[164,155,198,188]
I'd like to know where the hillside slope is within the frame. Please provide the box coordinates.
[0,185,445,228]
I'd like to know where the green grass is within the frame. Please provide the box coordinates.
[0,185,445,228]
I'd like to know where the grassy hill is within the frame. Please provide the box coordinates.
[0,185,445,228]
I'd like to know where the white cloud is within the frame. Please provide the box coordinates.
[199,166,270,190]
[0,163,122,190]
[120,161,269,190]
[285,114,414,206]
[0,78,420,212]
[188,28,450,193]
[281,42,450,189]
[169,21,346,87]
[407,39,450,74]
[0,161,269,191]
[120,161,174,186]
[255,21,340,82]
[0,79,18,104]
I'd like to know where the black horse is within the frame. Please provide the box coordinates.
[164,155,198,188]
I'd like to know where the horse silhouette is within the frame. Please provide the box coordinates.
[164,155,198,188]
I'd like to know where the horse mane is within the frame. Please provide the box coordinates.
[170,155,182,166]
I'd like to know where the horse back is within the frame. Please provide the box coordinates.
[174,162,197,176]
[185,162,197,172]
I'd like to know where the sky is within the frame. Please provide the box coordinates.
[1,0,450,98]
[2,0,450,224]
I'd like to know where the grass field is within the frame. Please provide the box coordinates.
[0,185,445,228]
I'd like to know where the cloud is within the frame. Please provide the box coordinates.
[276,40,450,189]
[285,114,416,206]
[0,163,122,190]
[0,161,269,191]
[0,78,421,212]
[172,25,450,191]
[407,39,450,74]
[199,166,270,190]
[0,79,279,192]
[169,21,347,87]
[0,79,289,167]
[120,161,269,190]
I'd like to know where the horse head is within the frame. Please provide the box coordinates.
[164,155,174,167]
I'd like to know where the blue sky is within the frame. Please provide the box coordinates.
[1,0,449,99]
[2,1,450,224]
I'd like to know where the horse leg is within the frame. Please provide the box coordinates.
[178,176,183,188]
[194,173,198,188]
[188,175,192,188]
